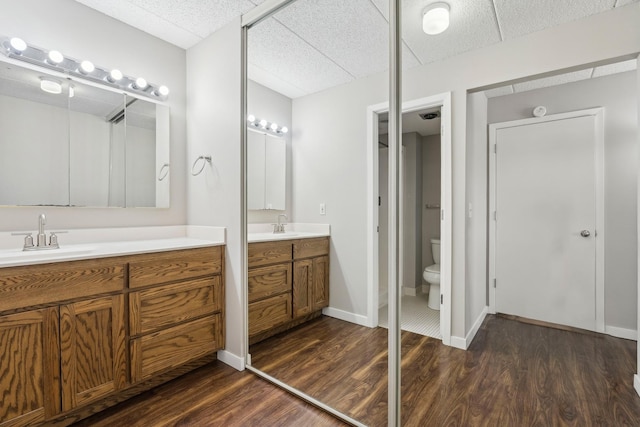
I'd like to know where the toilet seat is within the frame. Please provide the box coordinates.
[424,264,440,274]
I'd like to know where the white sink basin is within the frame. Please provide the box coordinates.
[248,232,299,242]
[0,245,95,262]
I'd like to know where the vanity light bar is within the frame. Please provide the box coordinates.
[1,36,170,100]
[247,114,288,135]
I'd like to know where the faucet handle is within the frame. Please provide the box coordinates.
[11,232,34,249]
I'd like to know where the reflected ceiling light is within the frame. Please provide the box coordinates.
[9,37,26,54]
[280,127,288,134]
[270,123,278,131]
[47,50,64,64]
[247,114,288,136]
[259,119,268,128]
[79,60,94,74]
[107,69,123,82]
[133,77,148,90]
[40,77,62,94]
[247,114,256,122]
[423,2,450,35]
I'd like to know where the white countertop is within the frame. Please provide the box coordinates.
[247,223,330,243]
[0,225,226,268]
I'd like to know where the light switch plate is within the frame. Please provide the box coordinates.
[320,203,326,215]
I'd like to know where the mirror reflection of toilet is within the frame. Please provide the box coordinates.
[423,238,440,311]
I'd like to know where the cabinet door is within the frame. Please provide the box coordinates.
[293,259,313,318]
[0,308,60,426]
[60,295,127,412]
[312,256,330,310]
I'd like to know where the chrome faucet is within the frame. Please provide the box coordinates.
[273,214,288,233]
[11,213,64,251]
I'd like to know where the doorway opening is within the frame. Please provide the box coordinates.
[366,93,452,346]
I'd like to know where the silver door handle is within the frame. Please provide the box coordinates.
[580,230,591,237]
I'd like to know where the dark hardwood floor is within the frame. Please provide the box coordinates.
[78,315,640,426]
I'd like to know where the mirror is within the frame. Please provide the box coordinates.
[0,59,170,208]
[246,0,389,425]
[247,129,286,210]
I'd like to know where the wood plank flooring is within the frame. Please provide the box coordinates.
[77,314,640,426]
[251,314,640,426]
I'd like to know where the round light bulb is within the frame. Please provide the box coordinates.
[270,123,278,131]
[281,127,288,134]
[247,114,256,122]
[80,60,95,74]
[259,119,267,128]
[157,85,170,96]
[9,37,27,53]
[134,77,148,90]
[108,69,123,82]
[47,50,64,64]
[423,2,450,35]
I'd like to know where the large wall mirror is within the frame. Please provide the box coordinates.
[0,58,170,208]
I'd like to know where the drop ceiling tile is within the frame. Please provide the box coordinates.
[272,0,418,78]
[592,58,637,77]
[484,85,514,98]
[513,68,594,93]
[248,63,308,99]
[494,0,616,40]
[129,0,255,39]
[75,0,202,48]
[371,0,502,65]
[248,17,354,96]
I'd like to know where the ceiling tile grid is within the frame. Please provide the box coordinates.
[493,0,617,40]
[248,17,354,96]
[272,0,393,79]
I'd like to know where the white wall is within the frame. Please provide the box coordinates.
[291,4,640,339]
[421,134,441,270]
[247,80,293,224]
[465,93,489,332]
[0,0,187,231]
[186,18,244,365]
[488,71,638,332]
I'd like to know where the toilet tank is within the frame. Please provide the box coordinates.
[430,238,440,264]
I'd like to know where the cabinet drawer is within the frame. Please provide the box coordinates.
[249,293,292,337]
[248,263,291,303]
[130,314,222,383]
[129,246,223,289]
[0,258,125,312]
[293,237,329,260]
[248,241,292,268]
[129,277,222,336]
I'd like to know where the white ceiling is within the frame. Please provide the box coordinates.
[75,0,639,99]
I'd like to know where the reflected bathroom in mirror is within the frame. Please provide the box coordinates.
[0,56,170,208]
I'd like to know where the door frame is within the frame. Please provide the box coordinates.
[366,92,452,346]
[488,108,605,333]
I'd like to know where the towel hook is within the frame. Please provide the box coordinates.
[157,163,170,181]
[191,155,212,176]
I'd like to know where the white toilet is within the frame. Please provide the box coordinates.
[423,238,440,311]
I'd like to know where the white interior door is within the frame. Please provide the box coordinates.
[494,113,603,331]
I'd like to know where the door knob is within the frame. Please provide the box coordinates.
[580,230,591,237]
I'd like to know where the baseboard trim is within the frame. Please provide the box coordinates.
[635,374,640,397]
[217,350,245,371]
[450,306,488,350]
[323,307,371,327]
[605,325,637,341]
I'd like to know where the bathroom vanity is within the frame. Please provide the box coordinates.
[248,235,329,344]
[0,229,225,427]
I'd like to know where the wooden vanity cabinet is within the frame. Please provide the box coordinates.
[249,237,329,343]
[0,245,225,427]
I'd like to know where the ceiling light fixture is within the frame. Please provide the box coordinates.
[40,77,62,94]
[1,36,170,100]
[423,2,450,35]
